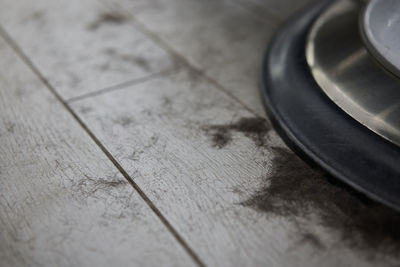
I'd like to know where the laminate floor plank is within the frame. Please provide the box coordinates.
[2,0,400,266]
[0,37,196,267]
[112,0,279,116]
[70,68,387,267]
[0,0,178,100]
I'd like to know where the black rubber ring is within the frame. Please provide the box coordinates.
[260,0,400,212]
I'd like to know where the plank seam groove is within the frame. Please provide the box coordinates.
[66,68,179,103]
[0,25,206,267]
[111,1,265,118]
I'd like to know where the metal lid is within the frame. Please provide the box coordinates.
[361,0,400,78]
[306,0,400,147]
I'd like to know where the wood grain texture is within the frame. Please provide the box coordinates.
[232,0,315,22]
[0,37,195,267]
[111,0,312,116]
[112,0,279,116]
[2,0,400,266]
[0,0,178,100]
[70,68,390,267]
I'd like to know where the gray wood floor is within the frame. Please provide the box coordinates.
[1,0,399,266]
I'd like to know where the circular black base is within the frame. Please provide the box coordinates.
[261,0,400,212]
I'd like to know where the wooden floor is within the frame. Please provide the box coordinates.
[1,0,400,266]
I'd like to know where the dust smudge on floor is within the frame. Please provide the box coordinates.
[297,232,326,250]
[88,12,128,31]
[242,146,400,258]
[202,117,270,148]
[113,116,135,127]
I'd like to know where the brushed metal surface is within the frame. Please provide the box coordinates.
[306,0,400,147]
